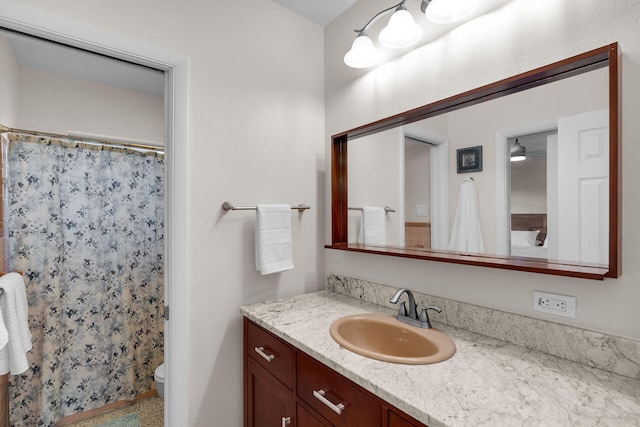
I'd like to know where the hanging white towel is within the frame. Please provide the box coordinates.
[255,204,294,275]
[359,207,386,245]
[448,178,485,253]
[0,272,32,375]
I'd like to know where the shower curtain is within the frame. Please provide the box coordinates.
[3,133,164,426]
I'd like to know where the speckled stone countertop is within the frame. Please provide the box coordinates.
[241,291,640,427]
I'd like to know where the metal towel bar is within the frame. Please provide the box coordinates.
[348,206,395,213]
[222,201,310,212]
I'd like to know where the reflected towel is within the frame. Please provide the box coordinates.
[360,207,386,245]
[255,204,294,275]
[448,178,485,253]
[0,272,32,375]
[0,307,6,354]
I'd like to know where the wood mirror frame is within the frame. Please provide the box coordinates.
[328,43,621,280]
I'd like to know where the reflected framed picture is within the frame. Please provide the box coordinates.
[456,145,483,173]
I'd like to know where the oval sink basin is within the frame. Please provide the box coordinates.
[330,313,456,364]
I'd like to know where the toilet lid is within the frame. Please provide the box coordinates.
[155,363,165,381]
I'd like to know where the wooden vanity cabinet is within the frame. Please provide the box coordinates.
[244,318,427,427]
[246,357,295,427]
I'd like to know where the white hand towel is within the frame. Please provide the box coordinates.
[360,207,386,245]
[255,205,294,275]
[448,178,485,253]
[0,272,32,375]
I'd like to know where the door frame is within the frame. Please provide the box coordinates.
[0,3,190,426]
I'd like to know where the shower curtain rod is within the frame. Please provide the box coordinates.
[0,125,164,154]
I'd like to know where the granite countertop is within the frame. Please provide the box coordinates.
[241,291,640,427]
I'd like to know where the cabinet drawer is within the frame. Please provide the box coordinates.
[296,352,381,427]
[246,320,294,388]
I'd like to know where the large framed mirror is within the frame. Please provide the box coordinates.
[328,43,620,280]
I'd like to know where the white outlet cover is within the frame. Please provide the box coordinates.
[533,291,577,318]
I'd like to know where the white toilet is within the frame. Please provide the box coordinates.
[155,363,165,398]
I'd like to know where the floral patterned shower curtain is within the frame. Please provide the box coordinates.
[4,133,164,426]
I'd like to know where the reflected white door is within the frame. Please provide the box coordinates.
[557,108,609,264]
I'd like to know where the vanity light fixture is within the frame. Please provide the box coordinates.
[378,5,423,48]
[510,139,527,162]
[344,33,382,68]
[344,0,421,68]
[344,0,479,68]
[421,0,479,24]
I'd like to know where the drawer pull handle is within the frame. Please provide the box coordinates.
[281,416,291,427]
[313,389,345,415]
[254,346,275,362]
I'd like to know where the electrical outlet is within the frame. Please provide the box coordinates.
[533,291,576,318]
[416,204,427,217]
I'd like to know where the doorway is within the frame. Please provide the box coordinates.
[0,7,189,426]
[507,131,554,260]
[404,137,433,249]
[403,127,450,251]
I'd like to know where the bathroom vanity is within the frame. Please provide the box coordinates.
[242,288,640,427]
[245,318,425,426]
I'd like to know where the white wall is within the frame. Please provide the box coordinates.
[325,0,640,340]
[511,158,547,214]
[15,67,164,143]
[3,0,325,426]
[0,36,18,126]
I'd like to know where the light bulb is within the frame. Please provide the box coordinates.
[424,0,479,24]
[344,34,381,69]
[379,9,423,49]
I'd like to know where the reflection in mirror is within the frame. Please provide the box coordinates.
[332,43,620,279]
[348,128,403,246]
[404,138,432,250]
[509,132,551,259]
[499,70,609,266]
[348,67,608,260]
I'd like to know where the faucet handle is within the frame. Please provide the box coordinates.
[418,306,442,328]
[398,301,408,317]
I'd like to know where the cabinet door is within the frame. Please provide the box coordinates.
[246,357,295,427]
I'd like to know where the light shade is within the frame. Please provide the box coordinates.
[510,140,526,162]
[344,34,381,68]
[379,9,423,49]
[424,0,479,24]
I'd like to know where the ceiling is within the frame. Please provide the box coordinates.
[271,0,357,26]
